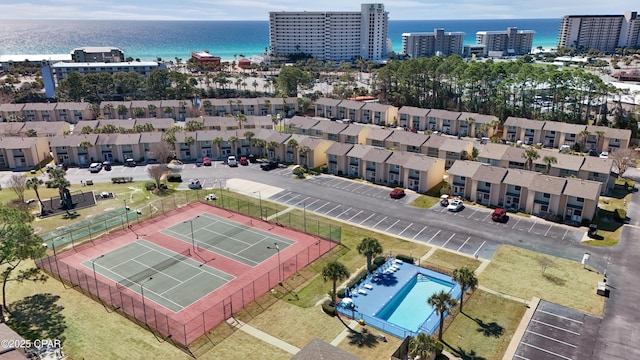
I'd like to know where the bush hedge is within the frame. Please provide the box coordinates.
[167,174,182,182]
[321,300,336,316]
[111,177,133,183]
[346,269,369,289]
[337,288,346,299]
[396,254,415,264]
[145,182,157,191]
[373,256,386,270]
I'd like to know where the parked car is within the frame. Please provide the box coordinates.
[204,194,217,201]
[202,156,211,166]
[239,156,248,166]
[188,179,202,189]
[588,149,599,157]
[599,151,609,159]
[440,194,449,207]
[102,161,112,171]
[559,145,571,153]
[89,162,102,173]
[447,199,464,212]
[389,188,405,199]
[260,161,279,171]
[588,223,598,238]
[124,158,137,167]
[227,155,238,167]
[491,208,507,222]
[248,154,257,163]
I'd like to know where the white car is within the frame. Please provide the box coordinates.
[447,199,464,212]
[204,194,217,201]
[88,162,102,173]
[227,155,238,167]
[599,151,609,159]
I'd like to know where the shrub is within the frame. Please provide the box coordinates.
[396,254,415,264]
[160,183,168,190]
[337,288,346,299]
[319,164,328,174]
[145,182,157,191]
[615,208,627,221]
[373,256,386,269]
[167,174,182,182]
[435,342,444,355]
[346,269,369,289]
[293,166,305,179]
[321,300,336,316]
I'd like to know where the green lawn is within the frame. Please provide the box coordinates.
[421,249,481,273]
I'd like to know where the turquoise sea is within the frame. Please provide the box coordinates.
[0,19,559,61]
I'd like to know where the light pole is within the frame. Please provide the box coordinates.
[140,277,153,325]
[267,243,282,285]
[253,191,263,220]
[91,254,105,299]
[303,200,307,233]
[124,199,131,227]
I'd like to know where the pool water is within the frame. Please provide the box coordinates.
[376,275,454,332]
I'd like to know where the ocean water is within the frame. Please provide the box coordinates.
[0,19,559,61]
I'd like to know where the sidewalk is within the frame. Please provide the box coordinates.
[226,317,300,355]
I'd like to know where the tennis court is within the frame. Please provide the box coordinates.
[82,240,234,312]
[161,213,294,266]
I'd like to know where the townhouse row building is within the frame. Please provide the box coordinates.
[449,160,601,222]
[503,116,632,154]
[0,97,300,124]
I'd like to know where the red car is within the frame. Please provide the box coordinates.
[202,156,211,166]
[240,156,248,166]
[491,208,507,222]
[389,188,405,199]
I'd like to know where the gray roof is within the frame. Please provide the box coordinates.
[586,125,632,140]
[361,147,393,163]
[311,121,348,134]
[22,102,57,111]
[0,122,25,135]
[448,160,483,178]
[299,137,327,150]
[385,131,425,147]
[325,142,354,156]
[533,150,583,172]
[427,109,460,120]
[458,112,497,124]
[246,115,273,127]
[130,100,162,108]
[134,117,175,129]
[266,132,291,144]
[289,116,321,130]
[101,100,131,110]
[542,121,586,133]
[501,146,527,163]
[202,116,237,128]
[55,102,90,111]
[0,103,25,112]
[504,117,544,130]
[339,124,365,137]
[139,132,163,143]
[114,133,141,145]
[528,174,567,195]
[406,154,443,171]
[338,100,365,110]
[398,106,430,117]
[423,135,447,149]
[478,143,510,160]
[95,133,119,145]
[563,178,601,198]
[580,156,613,174]
[440,138,471,153]
[315,98,342,107]
[474,163,509,183]
[98,119,135,129]
[291,338,361,360]
[160,100,185,107]
[386,151,410,166]
[362,102,394,112]
[346,144,371,158]
[22,121,69,135]
[503,168,536,187]
[74,120,99,131]
[49,134,98,147]
[367,128,394,142]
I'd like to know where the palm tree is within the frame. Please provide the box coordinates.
[103,103,114,118]
[202,100,212,115]
[452,267,478,313]
[26,177,45,215]
[427,290,458,341]
[228,136,238,154]
[357,237,383,274]
[465,116,475,137]
[408,333,438,360]
[594,130,605,150]
[133,107,145,118]
[298,145,311,168]
[579,129,591,151]
[253,139,266,157]
[321,260,350,305]
[542,156,558,174]
[521,148,540,171]
[267,141,280,160]
[287,138,299,163]
[212,137,224,159]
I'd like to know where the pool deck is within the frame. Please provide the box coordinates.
[338,259,461,338]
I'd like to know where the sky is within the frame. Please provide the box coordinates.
[0,1,634,20]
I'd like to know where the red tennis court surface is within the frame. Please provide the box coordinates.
[37,202,338,346]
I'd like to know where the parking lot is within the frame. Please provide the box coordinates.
[514,301,600,360]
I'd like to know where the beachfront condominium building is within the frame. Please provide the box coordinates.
[558,11,640,53]
[269,3,389,62]
[402,29,465,58]
[71,47,125,63]
[476,27,535,56]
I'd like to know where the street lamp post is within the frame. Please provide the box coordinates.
[91,255,105,299]
[140,277,153,325]
[253,191,263,220]
[267,243,282,285]
[124,199,131,227]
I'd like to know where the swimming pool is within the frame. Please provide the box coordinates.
[376,274,454,332]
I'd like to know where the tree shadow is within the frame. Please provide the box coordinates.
[543,273,567,286]
[347,327,379,348]
[7,293,67,342]
[455,347,487,360]
[475,318,504,338]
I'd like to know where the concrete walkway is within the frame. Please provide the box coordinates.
[226,317,300,355]
[330,320,359,346]
[501,297,540,360]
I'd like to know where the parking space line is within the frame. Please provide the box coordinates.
[530,319,580,335]
[442,234,455,248]
[473,241,485,258]
[325,204,342,214]
[270,192,291,202]
[521,342,573,360]
[294,197,312,206]
[286,194,302,204]
[313,202,331,212]
[372,216,388,228]
[481,213,491,222]
[352,184,367,192]
[385,220,400,232]
[538,310,584,324]
[412,226,428,240]
[512,218,521,229]
[528,222,536,233]
[359,213,375,225]
[525,330,577,348]
[562,228,569,241]
[467,210,477,219]
[544,225,553,237]
[347,210,363,222]
[457,237,471,252]
[335,207,352,218]
[398,223,413,237]
[427,230,441,243]
[513,355,529,360]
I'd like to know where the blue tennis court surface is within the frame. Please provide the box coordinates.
[161,213,294,266]
[338,259,461,338]
[83,239,234,312]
